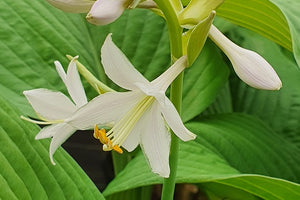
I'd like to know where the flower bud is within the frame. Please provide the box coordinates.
[178,0,223,28]
[209,25,282,90]
[86,0,131,25]
[46,0,94,13]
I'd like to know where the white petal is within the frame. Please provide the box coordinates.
[48,123,76,165]
[55,61,67,83]
[35,123,67,140]
[209,25,282,90]
[67,91,144,130]
[65,57,88,107]
[86,0,128,25]
[23,89,76,120]
[158,96,196,141]
[151,56,187,92]
[55,57,87,107]
[100,34,150,91]
[46,0,94,13]
[140,102,171,178]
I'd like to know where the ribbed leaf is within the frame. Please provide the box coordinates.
[268,0,300,67]
[217,0,292,52]
[224,26,300,148]
[103,113,300,199]
[182,40,229,122]
[0,96,104,199]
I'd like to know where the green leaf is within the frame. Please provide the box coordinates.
[106,187,152,200]
[201,182,259,200]
[0,96,104,199]
[216,0,292,52]
[182,40,229,122]
[183,11,215,66]
[189,114,300,182]
[222,25,300,148]
[267,0,300,67]
[103,113,300,199]
[0,0,171,198]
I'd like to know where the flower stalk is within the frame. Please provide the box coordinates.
[154,0,185,199]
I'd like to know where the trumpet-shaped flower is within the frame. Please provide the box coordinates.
[86,0,132,25]
[46,0,140,25]
[65,34,196,177]
[22,56,88,164]
[209,25,282,90]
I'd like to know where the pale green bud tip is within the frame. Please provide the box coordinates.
[46,0,94,13]
[209,25,282,90]
[86,0,129,25]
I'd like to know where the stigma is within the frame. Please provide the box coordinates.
[94,125,123,154]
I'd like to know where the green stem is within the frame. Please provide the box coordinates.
[161,72,184,200]
[154,1,184,199]
[154,0,182,59]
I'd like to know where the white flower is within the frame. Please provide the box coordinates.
[209,25,282,90]
[65,34,196,177]
[86,0,132,25]
[46,0,137,25]
[22,56,88,164]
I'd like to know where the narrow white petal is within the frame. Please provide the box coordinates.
[46,0,94,13]
[100,34,150,91]
[140,102,171,178]
[151,56,187,92]
[65,57,88,107]
[68,91,144,130]
[86,0,128,25]
[24,89,76,120]
[158,96,196,141]
[209,25,282,90]
[55,61,67,83]
[35,123,67,140]
[48,123,76,165]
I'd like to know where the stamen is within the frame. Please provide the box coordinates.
[94,125,108,144]
[94,125,123,154]
[112,145,123,154]
[93,97,154,155]
[20,115,62,125]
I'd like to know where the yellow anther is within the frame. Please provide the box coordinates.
[103,139,113,151]
[112,145,123,154]
[94,125,108,144]
[94,125,123,154]
[93,125,99,139]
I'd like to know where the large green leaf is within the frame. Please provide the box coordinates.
[217,0,292,51]
[220,25,300,148]
[182,40,229,122]
[0,0,231,198]
[103,113,300,199]
[0,96,104,199]
[269,0,300,67]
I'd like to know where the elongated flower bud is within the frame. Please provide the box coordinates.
[46,0,94,13]
[209,25,282,90]
[86,0,132,25]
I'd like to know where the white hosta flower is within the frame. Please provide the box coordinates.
[86,0,132,25]
[66,34,196,177]
[209,25,282,90]
[46,0,137,25]
[22,56,88,164]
